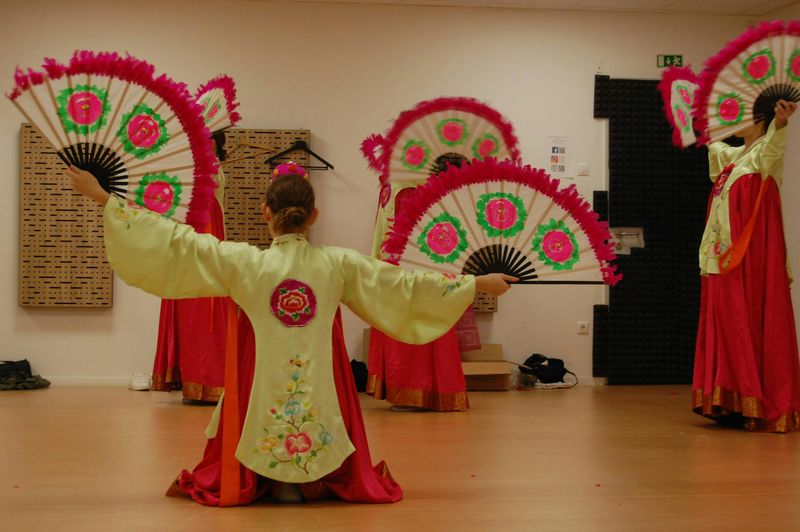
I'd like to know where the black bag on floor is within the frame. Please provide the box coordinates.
[0,359,50,390]
[520,354,577,386]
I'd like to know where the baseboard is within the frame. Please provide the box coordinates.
[46,377,129,386]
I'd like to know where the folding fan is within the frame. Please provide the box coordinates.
[361,97,520,206]
[7,51,218,229]
[658,66,698,147]
[383,158,621,285]
[195,75,241,133]
[694,20,800,145]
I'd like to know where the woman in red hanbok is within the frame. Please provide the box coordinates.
[693,100,800,432]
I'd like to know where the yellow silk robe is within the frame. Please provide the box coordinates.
[103,198,475,483]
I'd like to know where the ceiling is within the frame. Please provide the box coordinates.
[259,0,799,16]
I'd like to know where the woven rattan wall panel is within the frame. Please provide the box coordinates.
[473,293,497,313]
[19,123,112,307]
[221,129,310,248]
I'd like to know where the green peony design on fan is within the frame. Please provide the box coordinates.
[117,103,170,159]
[200,96,222,124]
[742,49,776,85]
[133,172,182,217]
[56,84,111,135]
[401,139,430,171]
[472,133,500,160]
[787,49,800,82]
[531,219,580,270]
[437,118,469,146]
[476,192,527,237]
[715,92,745,126]
[417,213,468,264]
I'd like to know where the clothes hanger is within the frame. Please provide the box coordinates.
[265,140,334,171]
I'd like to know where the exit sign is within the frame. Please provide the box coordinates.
[657,55,684,67]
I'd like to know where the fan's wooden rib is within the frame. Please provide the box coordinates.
[27,84,67,153]
[516,196,555,256]
[399,257,462,275]
[124,144,193,171]
[11,98,58,154]
[511,187,539,250]
[446,191,483,256]
[42,78,69,150]
[63,76,82,160]
[121,127,187,167]
[100,81,131,148]
[206,115,229,133]
[93,76,112,145]
[127,163,194,178]
[462,186,489,247]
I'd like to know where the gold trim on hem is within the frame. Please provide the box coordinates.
[182,381,223,402]
[693,386,800,433]
[366,376,469,411]
[151,372,180,392]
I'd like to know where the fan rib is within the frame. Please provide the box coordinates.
[465,185,491,250]
[125,144,193,171]
[100,81,131,148]
[511,188,539,250]
[450,190,487,254]
[127,164,194,179]
[42,79,71,150]
[536,262,600,279]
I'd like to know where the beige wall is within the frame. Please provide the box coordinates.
[0,0,784,383]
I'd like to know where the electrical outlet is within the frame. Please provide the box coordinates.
[577,321,589,335]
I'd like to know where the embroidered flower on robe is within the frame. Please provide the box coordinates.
[713,163,735,197]
[270,279,317,327]
[255,356,335,474]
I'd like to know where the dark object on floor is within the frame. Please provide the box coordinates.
[350,359,367,392]
[0,359,50,390]
[520,354,576,385]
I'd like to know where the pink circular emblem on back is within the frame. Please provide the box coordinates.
[271,279,317,327]
[128,115,161,148]
[68,92,103,125]
[426,223,459,255]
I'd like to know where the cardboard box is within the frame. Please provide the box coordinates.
[461,344,510,391]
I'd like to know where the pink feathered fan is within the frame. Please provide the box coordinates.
[7,51,218,229]
[383,159,621,285]
[694,20,800,145]
[195,75,241,133]
[361,96,520,206]
[658,66,699,147]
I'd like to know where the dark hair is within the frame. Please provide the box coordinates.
[265,174,315,233]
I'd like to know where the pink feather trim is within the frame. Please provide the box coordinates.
[657,66,698,148]
[9,50,218,230]
[360,134,384,172]
[693,20,792,146]
[382,158,621,285]
[196,75,241,126]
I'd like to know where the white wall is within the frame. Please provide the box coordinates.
[0,0,774,384]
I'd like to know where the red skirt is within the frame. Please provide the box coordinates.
[366,327,469,411]
[693,174,800,432]
[151,200,227,401]
[175,309,402,505]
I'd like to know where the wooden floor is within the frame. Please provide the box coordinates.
[2,386,800,531]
